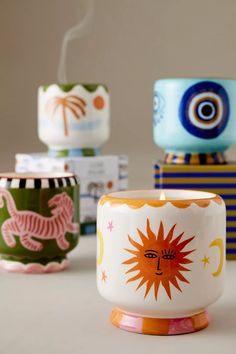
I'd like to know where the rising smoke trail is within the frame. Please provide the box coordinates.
[57,0,95,83]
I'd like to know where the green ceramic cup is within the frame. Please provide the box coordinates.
[0,172,80,273]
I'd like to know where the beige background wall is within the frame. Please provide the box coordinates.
[0,0,236,188]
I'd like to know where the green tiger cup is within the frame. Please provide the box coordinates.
[0,172,80,273]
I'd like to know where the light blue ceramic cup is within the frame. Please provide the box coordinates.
[153,78,236,164]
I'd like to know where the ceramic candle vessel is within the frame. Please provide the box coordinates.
[153,78,236,164]
[97,189,226,335]
[38,83,110,157]
[0,172,80,273]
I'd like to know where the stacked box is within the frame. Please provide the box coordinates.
[154,161,236,259]
[16,153,128,235]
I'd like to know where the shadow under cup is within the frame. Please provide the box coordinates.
[97,189,226,335]
[0,172,80,273]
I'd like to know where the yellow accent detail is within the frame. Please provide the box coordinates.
[201,255,210,268]
[209,238,224,277]
[155,165,236,173]
[190,154,200,165]
[226,221,236,227]
[155,177,236,184]
[206,154,214,164]
[166,153,173,164]
[226,254,236,260]
[99,191,223,209]
[175,155,185,163]
[226,243,236,249]
[164,153,226,165]
[161,188,236,196]
[225,200,236,206]
[97,229,104,266]
[226,211,236,216]
[191,189,235,195]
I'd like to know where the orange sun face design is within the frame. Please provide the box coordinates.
[122,219,195,300]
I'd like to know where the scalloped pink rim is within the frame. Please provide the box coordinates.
[0,259,70,273]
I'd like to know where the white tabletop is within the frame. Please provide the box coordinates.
[0,235,235,354]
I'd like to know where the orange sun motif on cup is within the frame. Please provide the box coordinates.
[93,95,105,110]
[123,219,195,300]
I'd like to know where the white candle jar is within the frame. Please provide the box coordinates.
[38,83,110,156]
[97,189,226,335]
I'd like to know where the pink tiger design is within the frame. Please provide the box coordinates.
[0,189,79,252]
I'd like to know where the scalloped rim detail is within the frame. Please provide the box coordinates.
[40,83,108,93]
[0,259,70,273]
[99,193,223,209]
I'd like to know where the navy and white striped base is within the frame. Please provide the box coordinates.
[0,175,79,189]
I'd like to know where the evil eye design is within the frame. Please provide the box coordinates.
[179,81,230,139]
[153,92,165,125]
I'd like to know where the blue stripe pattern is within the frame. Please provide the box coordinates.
[226,249,236,254]
[158,183,236,189]
[226,238,236,242]
[226,206,236,210]
[221,195,236,200]
[227,227,236,232]
[154,172,236,178]
[226,216,236,221]
[154,184,236,198]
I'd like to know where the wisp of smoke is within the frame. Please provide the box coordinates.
[57,0,95,83]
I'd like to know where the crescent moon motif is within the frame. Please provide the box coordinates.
[97,229,104,266]
[209,238,224,277]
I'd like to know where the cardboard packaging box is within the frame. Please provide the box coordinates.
[16,153,128,235]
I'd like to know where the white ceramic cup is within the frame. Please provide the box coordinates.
[38,83,110,156]
[97,189,226,335]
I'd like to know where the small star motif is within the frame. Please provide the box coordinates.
[201,255,210,268]
[107,221,114,232]
[101,270,107,282]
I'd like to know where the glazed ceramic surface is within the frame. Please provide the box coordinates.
[0,172,80,273]
[38,83,110,154]
[153,78,236,157]
[97,189,226,334]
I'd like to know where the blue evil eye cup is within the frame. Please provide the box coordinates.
[153,92,165,125]
[179,81,230,139]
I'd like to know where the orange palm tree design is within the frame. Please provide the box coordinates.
[46,95,87,136]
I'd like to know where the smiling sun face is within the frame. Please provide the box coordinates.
[122,219,195,300]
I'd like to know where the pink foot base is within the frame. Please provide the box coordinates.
[111,308,209,335]
[0,259,70,274]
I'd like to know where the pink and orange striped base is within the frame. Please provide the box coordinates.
[111,308,209,335]
[0,259,70,273]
